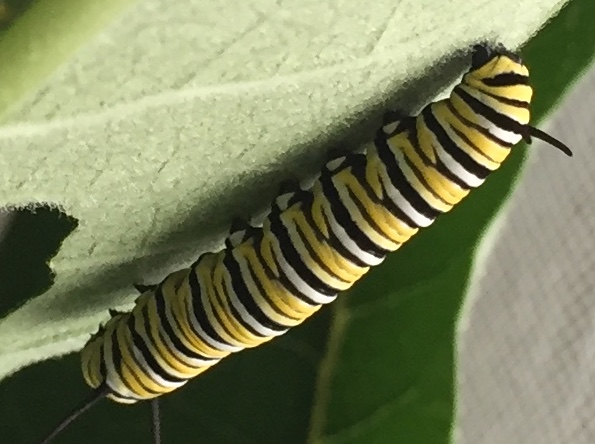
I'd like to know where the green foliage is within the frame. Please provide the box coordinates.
[0,0,593,443]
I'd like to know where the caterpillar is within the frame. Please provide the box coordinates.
[37,43,572,444]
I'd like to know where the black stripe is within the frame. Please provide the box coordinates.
[455,87,526,138]
[154,286,218,361]
[253,227,321,307]
[351,149,425,238]
[349,151,383,204]
[153,279,218,362]
[284,190,352,278]
[374,133,441,222]
[344,154,405,250]
[447,93,514,150]
[293,213,352,286]
[380,115,415,138]
[187,269,229,346]
[129,308,180,383]
[319,166,389,257]
[345,185,394,252]
[120,317,168,393]
[352,151,418,234]
[269,207,337,297]
[243,247,301,323]
[303,190,369,268]
[99,335,136,401]
[422,106,491,180]
[400,145,451,208]
[136,304,187,381]
[111,324,164,395]
[480,88,530,108]
[223,250,288,332]
[86,334,107,384]
[160,291,218,363]
[448,123,497,166]
[407,121,471,191]
[481,72,529,87]
[108,338,133,396]
[205,260,265,339]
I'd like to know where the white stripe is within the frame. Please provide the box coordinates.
[322,198,384,267]
[379,143,435,227]
[185,298,241,353]
[284,217,347,292]
[222,261,287,337]
[159,311,221,368]
[102,338,141,399]
[233,250,300,327]
[117,316,190,387]
[270,235,337,305]
[441,119,498,170]
[431,133,485,188]
[131,341,190,385]
[186,275,244,352]
[393,146,443,217]
[459,86,525,145]
[132,312,212,376]
[419,113,485,188]
[331,179,401,256]
[198,276,246,349]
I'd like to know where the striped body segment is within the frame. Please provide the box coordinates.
[81,45,537,404]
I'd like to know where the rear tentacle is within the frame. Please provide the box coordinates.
[39,385,109,444]
[151,399,161,444]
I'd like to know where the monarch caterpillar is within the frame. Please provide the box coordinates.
[37,43,572,444]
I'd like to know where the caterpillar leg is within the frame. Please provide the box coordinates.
[380,109,418,138]
[325,146,348,163]
[226,216,259,248]
[382,109,405,125]
[133,283,158,294]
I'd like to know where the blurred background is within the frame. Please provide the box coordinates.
[0,0,594,443]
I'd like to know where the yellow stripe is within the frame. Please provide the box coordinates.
[365,154,423,241]
[81,336,103,388]
[331,171,394,255]
[212,255,266,346]
[115,319,161,397]
[234,244,310,324]
[310,182,331,238]
[160,269,207,358]
[259,229,281,276]
[459,84,531,126]
[160,269,231,362]
[432,101,501,170]
[196,258,252,348]
[177,275,231,359]
[342,171,401,252]
[397,126,470,205]
[243,242,320,318]
[449,94,513,163]
[140,295,193,374]
[284,209,360,291]
[467,77,533,104]
[351,158,429,241]
[469,57,529,83]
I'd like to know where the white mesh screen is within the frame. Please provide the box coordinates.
[456,61,595,444]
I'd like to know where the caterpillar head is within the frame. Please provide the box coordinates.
[464,43,572,157]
